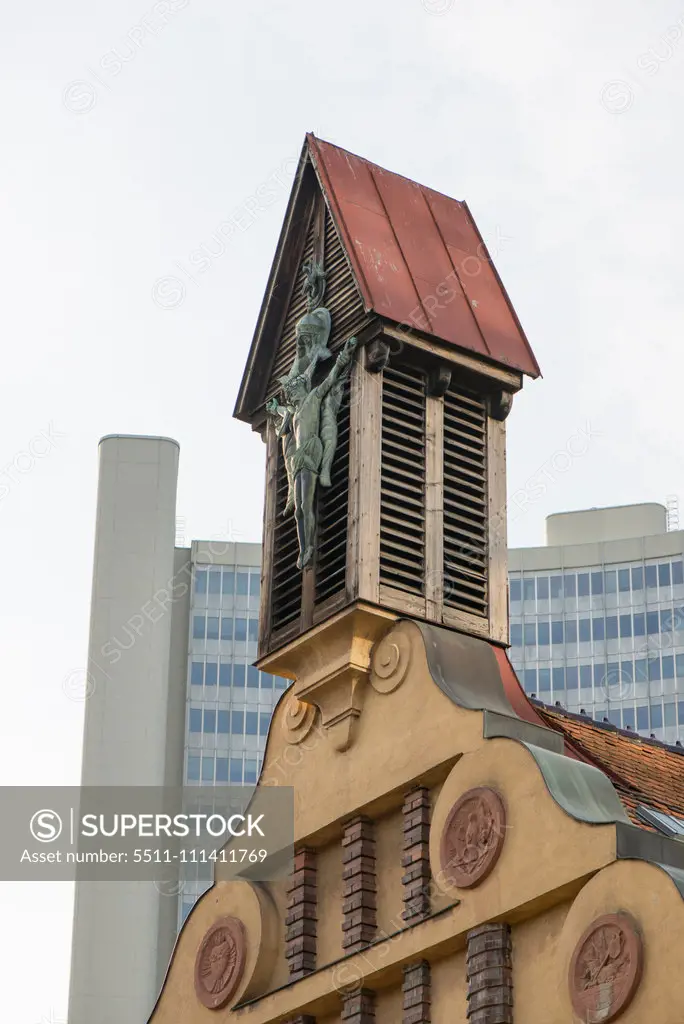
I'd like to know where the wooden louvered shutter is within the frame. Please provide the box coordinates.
[379,363,427,596]
[314,381,351,609]
[266,201,368,402]
[313,208,363,613]
[270,445,303,636]
[324,207,366,349]
[266,211,316,402]
[442,382,488,617]
[265,189,369,643]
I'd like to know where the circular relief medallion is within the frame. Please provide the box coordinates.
[194,916,246,1010]
[440,787,506,889]
[281,694,317,744]
[370,632,411,694]
[569,913,643,1022]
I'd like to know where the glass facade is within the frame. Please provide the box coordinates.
[509,556,684,745]
[179,560,289,927]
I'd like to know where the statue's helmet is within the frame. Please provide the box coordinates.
[279,306,332,398]
[295,307,332,360]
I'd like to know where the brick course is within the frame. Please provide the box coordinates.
[342,817,377,951]
[285,848,317,979]
[401,787,431,922]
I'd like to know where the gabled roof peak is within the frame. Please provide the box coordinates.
[306,134,540,377]
[235,133,540,423]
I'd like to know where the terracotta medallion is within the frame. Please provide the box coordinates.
[440,787,506,888]
[569,913,642,1022]
[194,916,246,1010]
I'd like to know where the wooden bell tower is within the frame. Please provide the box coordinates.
[234,134,540,727]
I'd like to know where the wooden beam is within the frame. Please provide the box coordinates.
[381,323,523,392]
[350,347,382,604]
[258,427,278,657]
[425,393,444,621]
[487,414,508,644]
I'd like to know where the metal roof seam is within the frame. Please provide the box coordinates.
[306,133,374,315]
[421,185,490,358]
[368,163,431,335]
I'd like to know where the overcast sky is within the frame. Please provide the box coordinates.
[2,0,684,1019]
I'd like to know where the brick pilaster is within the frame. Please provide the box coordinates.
[342,816,377,951]
[466,923,513,1023]
[402,960,431,1023]
[285,848,317,980]
[341,988,376,1023]
[401,787,431,922]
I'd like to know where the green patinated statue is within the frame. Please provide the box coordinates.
[266,258,357,570]
[267,336,357,569]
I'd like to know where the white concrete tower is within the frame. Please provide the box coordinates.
[68,435,187,1024]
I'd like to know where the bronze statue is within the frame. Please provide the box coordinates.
[266,257,357,569]
[267,336,357,569]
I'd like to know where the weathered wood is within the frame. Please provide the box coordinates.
[487,414,508,644]
[312,588,348,626]
[301,566,315,632]
[313,191,325,265]
[258,427,278,657]
[491,389,514,421]
[352,347,382,604]
[366,337,391,372]
[442,604,492,640]
[426,363,452,397]
[425,393,444,621]
[261,181,316,404]
[381,323,523,391]
[346,355,362,602]
[378,584,426,619]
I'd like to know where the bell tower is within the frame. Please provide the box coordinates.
[234,134,540,750]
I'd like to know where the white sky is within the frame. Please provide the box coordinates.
[2,0,684,1019]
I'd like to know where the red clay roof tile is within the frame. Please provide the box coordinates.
[534,702,684,828]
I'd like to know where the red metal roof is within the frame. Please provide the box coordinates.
[307,134,540,379]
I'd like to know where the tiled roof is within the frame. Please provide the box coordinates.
[533,701,684,828]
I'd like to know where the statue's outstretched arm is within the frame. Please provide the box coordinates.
[266,398,292,439]
[316,336,358,400]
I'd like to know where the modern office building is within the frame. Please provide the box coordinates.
[178,543,289,926]
[68,434,287,1024]
[508,502,684,745]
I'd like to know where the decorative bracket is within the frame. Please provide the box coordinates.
[298,664,367,752]
[491,390,513,421]
[365,337,391,373]
[426,364,452,397]
[259,606,401,753]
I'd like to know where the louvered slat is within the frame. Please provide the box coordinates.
[311,207,362,608]
[314,379,350,605]
[271,447,302,632]
[267,202,368,401]
[379,364,426,595]
[443,383,488,617]
[266,211,316,400]
[323,209,367,351]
